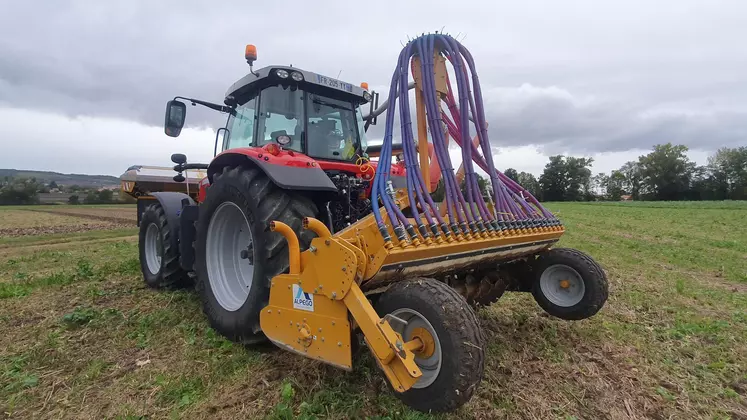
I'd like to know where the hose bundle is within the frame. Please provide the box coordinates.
[372,33,560,245]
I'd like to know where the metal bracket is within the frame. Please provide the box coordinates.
[381,314,408,327]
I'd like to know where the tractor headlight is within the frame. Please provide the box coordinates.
[290,71,303,82]
[363,91,372,102]
[275,69,289,79]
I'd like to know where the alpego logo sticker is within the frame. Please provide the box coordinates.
[292,284,314,312]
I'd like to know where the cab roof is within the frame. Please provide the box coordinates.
[225,65,369,106]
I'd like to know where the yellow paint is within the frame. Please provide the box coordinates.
[409,327,435,358]
[414,70,430,191]
[303,217,332,238]
[269,221,300,274]
[262,219,423,391]
[260,274,352,370]
[335,199,564,282]
[260,47,567,394]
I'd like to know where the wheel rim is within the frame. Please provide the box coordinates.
[144,223,162,275]
[539,264,585,307]
[389,308,442,389]
[206,202,255,312]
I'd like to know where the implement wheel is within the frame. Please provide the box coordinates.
[194,166,317,344]
[138,203,187,288]
[375,278,485,413]
[531,248,608,320]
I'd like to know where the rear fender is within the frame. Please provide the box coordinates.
[208,149,337,199]
[146,192,195,265]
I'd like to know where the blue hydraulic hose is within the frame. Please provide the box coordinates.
[441,35,493,227]
[372,50,408,236]
[420,36,471,227]
[395,42,425,233]
[421,36,466,229]
[414,37,458,224]
[394,41,449,231]
[371,33,559,243]
[441,36,480,226]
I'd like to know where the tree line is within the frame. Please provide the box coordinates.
[504,144,746,202]
[0,177,128,205]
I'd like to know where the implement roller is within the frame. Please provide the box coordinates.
[131,33,608,412]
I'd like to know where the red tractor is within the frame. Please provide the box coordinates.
[138,46,403,342]
[133,39,607,412]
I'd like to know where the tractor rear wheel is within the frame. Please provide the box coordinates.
[375,278,485,413]
[138,203,188,288]
[531,248,608,320]
[194,166,317,344]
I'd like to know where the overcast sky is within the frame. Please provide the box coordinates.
[1,0,744,177]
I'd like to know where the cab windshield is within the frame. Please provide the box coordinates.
[224,84,365,161]
[307,94,359,161]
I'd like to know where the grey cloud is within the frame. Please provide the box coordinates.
[1,0,745,155]
[482,84,747,153]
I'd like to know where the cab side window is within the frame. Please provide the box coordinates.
[224,97,257,151]
[256,86,304,152]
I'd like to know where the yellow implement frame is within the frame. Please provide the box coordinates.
[261,208,563,391]
[260,54,564,392]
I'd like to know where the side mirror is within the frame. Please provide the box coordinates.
[171,153,187,165]
[164,100,186,137]
[214,128,229,156]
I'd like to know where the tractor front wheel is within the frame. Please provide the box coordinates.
[531,248,608,320]
[375,278,485,413]
[194,166,317,344]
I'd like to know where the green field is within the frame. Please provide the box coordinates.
[0,203,745,419]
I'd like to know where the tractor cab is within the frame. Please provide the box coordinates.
[219,65,371,162]
[163,43,372,166]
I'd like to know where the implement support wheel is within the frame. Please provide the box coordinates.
[375,278,485,413]
[531,248,608,320]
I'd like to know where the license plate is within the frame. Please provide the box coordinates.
[316,74,353,93]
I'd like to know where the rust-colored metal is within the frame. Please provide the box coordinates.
[414,70,430,190]
[411,54,449,194]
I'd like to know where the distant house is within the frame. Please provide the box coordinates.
[620,195,633,201]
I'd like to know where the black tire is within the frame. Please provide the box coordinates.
[375,278,485,413]
[194,166,317,344]
[531,248,608,320]
[138,203,188,288]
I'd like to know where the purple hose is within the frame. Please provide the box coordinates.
[415,37,464,225]
[440,38,478,223]
[420,36,473,226]
[396,42,444,229]
[441,70,494,224]
[372,34,557,243]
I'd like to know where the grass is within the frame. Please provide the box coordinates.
[0,202,745,419]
